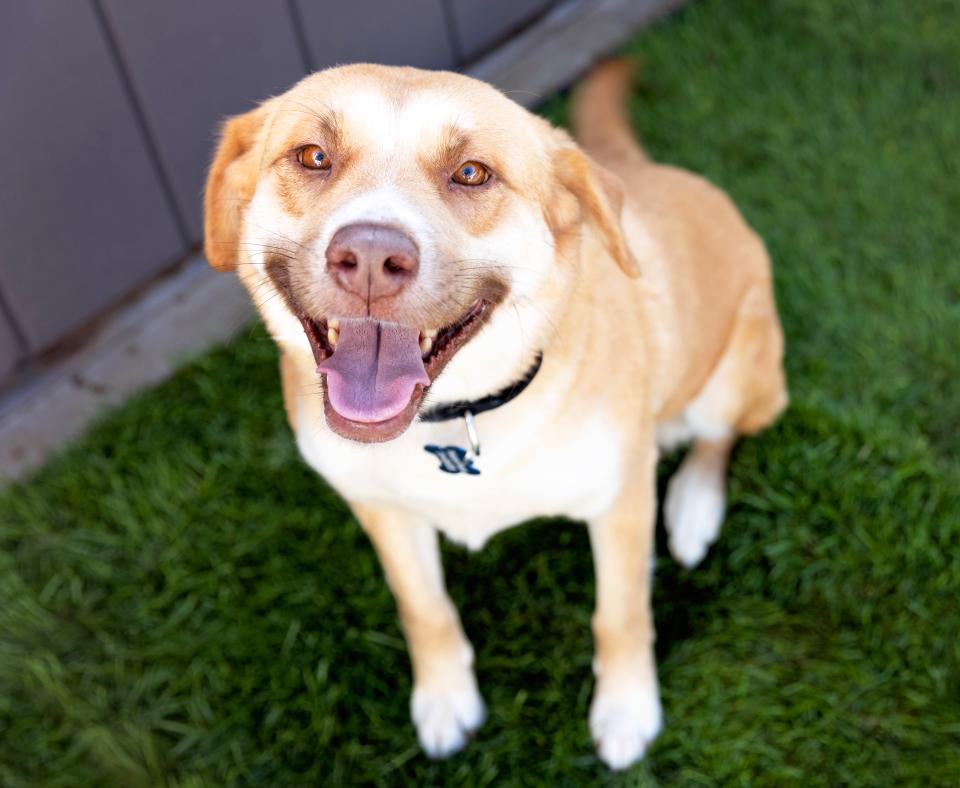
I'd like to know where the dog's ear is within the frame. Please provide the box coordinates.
[204,108,265,271]
[547,141,640,278]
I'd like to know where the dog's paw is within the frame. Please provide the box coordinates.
[590,678,662,770]
[411,671,486,758]
[664,459,726,568]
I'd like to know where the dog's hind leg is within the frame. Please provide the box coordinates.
[663,285,787,568]
[665,435,736,568]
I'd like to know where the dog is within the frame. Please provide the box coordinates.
[203,59,787,770]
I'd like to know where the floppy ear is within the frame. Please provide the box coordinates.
[549,144,640,278]
[203,108,264,271]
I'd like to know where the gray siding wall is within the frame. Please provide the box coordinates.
[101,2,308,241]
[0,313,21,383]
[0,1,185,353]
[293,0,458,70]
[0,0,558,386]
[450,0,555,59]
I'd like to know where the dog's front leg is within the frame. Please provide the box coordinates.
[587,442,663,770]
[351,502,485,758]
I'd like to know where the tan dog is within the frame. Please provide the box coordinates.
[204,60,786,769]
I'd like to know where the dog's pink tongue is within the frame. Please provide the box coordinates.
[318,318,429,423]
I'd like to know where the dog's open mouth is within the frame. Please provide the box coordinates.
[298,299,491,442]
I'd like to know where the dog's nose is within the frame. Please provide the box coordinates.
[325,223,419,301]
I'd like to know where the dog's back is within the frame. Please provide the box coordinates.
[572,60,785,427]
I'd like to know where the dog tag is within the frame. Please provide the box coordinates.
[423,411,482,475]
[424,444,480,475]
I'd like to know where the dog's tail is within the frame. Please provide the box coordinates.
[570,58,648,165]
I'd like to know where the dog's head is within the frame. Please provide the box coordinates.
[205,64,637,442]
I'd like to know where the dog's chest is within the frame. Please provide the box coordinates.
[295,405,623,549]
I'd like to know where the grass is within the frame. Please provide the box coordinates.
[2,0,959,784]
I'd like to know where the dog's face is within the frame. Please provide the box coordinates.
[205,64,636,442]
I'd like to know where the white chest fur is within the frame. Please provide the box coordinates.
[294,391,624,550]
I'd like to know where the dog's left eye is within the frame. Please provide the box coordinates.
[452,161,490,186]
[298,145,331,170]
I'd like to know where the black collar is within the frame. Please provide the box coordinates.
[419,353,544,423]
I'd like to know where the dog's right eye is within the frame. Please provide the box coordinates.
[298,145,331,170]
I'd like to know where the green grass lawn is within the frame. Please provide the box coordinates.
[3,0,959,784]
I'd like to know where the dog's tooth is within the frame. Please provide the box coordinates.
[327,326,339,347]
[425,328,438,339]
[420,336,433,356]
[328,317,340,330]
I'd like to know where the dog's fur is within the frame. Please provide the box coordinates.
[204,60,787,769]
